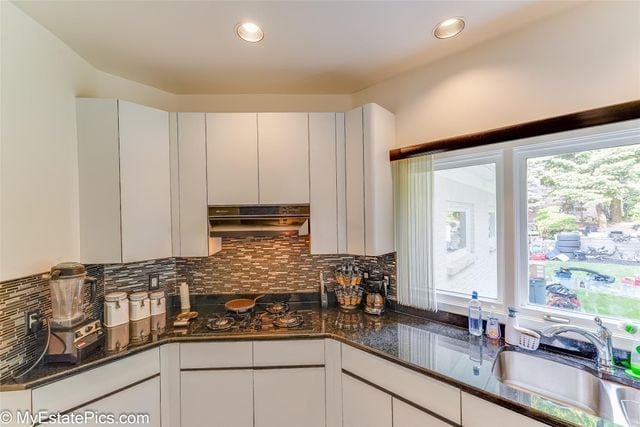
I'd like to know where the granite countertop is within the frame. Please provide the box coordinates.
[2,305,638,427]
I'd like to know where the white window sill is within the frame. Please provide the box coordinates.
[436,300,635,352]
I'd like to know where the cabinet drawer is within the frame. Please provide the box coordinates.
[341,344,460,424]
[253,339,324,367]
[461,392,545,427]
[32,349,159,414]
[75,376,160,427]
[342,373,392,427]
[393,398,451,427]
[180,342,252,369]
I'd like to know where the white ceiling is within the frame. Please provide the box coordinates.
[14,1,577,94]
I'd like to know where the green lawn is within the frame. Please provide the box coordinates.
[575,289,640,321]
[540,260,640,321]
[543,260,638,279]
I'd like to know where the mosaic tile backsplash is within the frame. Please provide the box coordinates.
[0,235,395,380]
[0,265,104,381]
[103,258,177,295]
[175,235,396,295]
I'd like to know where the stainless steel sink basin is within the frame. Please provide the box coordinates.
[493,349,639,426]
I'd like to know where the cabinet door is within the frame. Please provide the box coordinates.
[254,368,325,427]
[207,113,259,205]
[77,98,122,263]
[177,113,209,256]
[342,344,460,423]
[169,112,181,256]
[393,398,450,427]
[181,370,253,427]
[336,113,347,253]
[118,101,172,262]
[342,373,391,427]
[257,113,309,204]
[75,376,160,427]
[345,107,365,255]
[461,392,546,427]
[362,104,395,256]
[309,113,338,254]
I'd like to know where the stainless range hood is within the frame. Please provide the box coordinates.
[208,205,310,237]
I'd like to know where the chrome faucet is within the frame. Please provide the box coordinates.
[540,317,615,374]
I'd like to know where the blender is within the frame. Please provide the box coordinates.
[44,262,104,364]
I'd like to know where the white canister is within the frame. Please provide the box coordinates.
[104,292,129,327]
[129,291,150,321]
[151,313,166,334]
[130,317,150,345]
[149,291,166,316]
[105,323,130,352]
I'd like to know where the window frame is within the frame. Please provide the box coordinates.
[418,120,640,351]
[513,125,640,340]
[432,149,505,312]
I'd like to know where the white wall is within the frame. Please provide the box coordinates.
[0,2,354,281]
[2,0,639,280]
[352,1,640,148]
[1,1,95,280]
[0,2,175,280]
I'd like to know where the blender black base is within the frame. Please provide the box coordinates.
[46,318,105,365]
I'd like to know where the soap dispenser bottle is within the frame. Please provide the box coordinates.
[505,307,520,346]
[620,322,640,380]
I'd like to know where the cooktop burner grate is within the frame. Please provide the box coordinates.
[205,314,236,331]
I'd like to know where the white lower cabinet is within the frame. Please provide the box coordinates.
[0,341,557,427]
[461,392,546,427]
[342,373,392,427]
[341,374,452,427]
[392,398,450,427]
[74,376,160,427]
[254,368,326,427]
[180,370,253,427]
[341,344,461,424]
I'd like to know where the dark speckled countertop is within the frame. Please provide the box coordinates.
[2,304,638,427]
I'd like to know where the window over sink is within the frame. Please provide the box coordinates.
[434,158,500,302]
[521,142,640,322]
[395,118,640,347]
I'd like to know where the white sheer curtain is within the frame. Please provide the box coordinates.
[393,155,436,311]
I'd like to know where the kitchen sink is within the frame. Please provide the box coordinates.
[493,349,639,426]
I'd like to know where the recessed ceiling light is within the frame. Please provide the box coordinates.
[236,22,264,43]
[433,17,465,39]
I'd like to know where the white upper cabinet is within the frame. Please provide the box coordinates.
[257,113,310,204]
[345,107,366,255]
[118,101,172,262]
[206,113,259,205]
[77,99,172,264]
[173,112,209,257]
[309,113,346,254]
[77,99,122,264]
[362,103,395,256]
[344,104,395,256]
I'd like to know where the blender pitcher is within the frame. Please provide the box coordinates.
[44,262,97,329]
